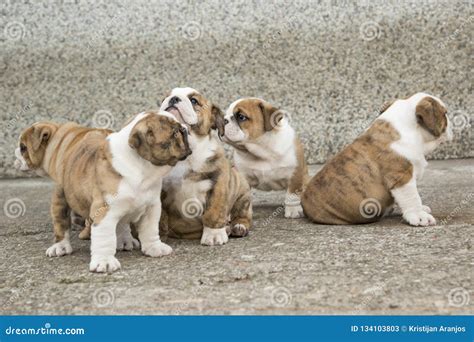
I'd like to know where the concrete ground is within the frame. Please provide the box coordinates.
[0,159,472,315]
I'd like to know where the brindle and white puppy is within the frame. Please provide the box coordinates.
[15,111,191,272]
[222,98,309,218]
[302,92,453,226]
[159,87,252,245]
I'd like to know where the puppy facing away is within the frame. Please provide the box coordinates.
[159,87,252,246]
[15,111,191,272]
[302,92,453,226]
[222,98,309,218]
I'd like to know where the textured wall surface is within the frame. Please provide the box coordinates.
[0,0,472,177]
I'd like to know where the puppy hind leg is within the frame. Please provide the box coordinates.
[46,186,73,257]
[229,193,252,238]
[136,202,172,257]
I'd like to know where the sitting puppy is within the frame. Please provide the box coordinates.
[15,111,191,272]
[301,92,453,226]
[159,87,252,245]
[222,98,309,218]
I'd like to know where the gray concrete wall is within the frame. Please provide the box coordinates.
[1,0,472,177]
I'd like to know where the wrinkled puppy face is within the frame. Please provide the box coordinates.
[160,87,224,137]
[223,98,282,144]
[128,114,192,166]
[15,122,57,172]
[415,95,453,144]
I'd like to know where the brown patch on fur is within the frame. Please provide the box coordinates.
[129,114,192,166]
[415,96,448,137]
[231,98,280,140]
[302,120,413,224]
[184,92,225,137]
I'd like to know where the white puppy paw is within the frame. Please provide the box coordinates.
[403,210,436,226]
[116,228,140,251]
[89,255,121,273]
[201,227,229,246]
[142,242,172,257]
[230,223,249,237]
[46,240,73,257]
[284,204,305,218]
[421,205,432,214]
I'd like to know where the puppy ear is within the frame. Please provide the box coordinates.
[32,124,53,150]
[211,105,225,136]
[128,131,142,149]
[415,97,446,137]
[259,101,280,131]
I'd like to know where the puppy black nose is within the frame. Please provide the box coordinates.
[168,96,181,107]
[224,118,229,125]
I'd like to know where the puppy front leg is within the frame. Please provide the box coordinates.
[89,204,121,273]
[136,202,172,257]
[285,153,308,218]
[46,186,73,257]
[391,177,436,226]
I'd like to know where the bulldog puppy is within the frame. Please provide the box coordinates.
[302,92,453,226]
[222,98,309,218]
[159,87,252,245]
[15,111,191,272]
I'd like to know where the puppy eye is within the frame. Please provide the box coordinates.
[20,143,27,153]
[190,97,199,106]
[235,112,248,122]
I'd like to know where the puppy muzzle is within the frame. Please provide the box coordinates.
[14,147,30,171]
